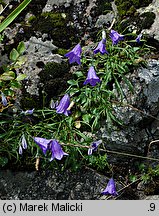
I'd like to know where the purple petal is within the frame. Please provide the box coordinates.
[136,33,142,43]
[19,145,23,155]
[1,92,7,106]
[83,66,101,86]
[56,94,71,115]
[88,140,102,155]
[110,30,124,45]
[94,39,108,55]
[64,44,82,65]
[101,178,118,196]
[21,134,27,149]
[24,109,34,115]
[50,140,68,161]
[34,137,51,154]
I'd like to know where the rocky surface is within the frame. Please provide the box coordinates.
[0,168,113,200]
[0,0,159,200]
[98,59,159,165]
[0,168,158,200]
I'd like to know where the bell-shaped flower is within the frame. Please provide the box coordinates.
[1,92,7,106]
[94,39,109,55]
[21,109,34,115]
[34,137,51,154]
[88,140,102,155]
[50,139,69,161]
[101,178,118,196]
[19,145,23,155]
[136,33,142,43]
[110,30,124,45]
[83,66,101,86]
[64,43,82,65]
[56,94,71,116]
[21,134,27,149]
[34,137,68,161]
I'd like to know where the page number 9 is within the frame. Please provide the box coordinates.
[149,203,155,211]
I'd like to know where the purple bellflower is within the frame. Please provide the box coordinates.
[136,33,142,43]
[50,139,69,161]
[64,43,82,65]
[56,94,71,116]
[18,134,28,155]
[94,39,109,55]
[110,30,124,45]
[21,134,27,149]
[21,109,34,115]
[101,178,118,196]
[33,137,68,161]
[94,30,108,55]
[34,137,51,154]
[88,140,102,155]
[1,92,7,106]
[83,66,101,86]
[19,145,23,155]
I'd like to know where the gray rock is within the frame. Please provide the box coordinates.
[0,169,109,200]
[98,59,159,165]
[137,0,159,42]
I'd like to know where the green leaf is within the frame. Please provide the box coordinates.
[67,79,78,86]
[10,48,19,61]
[75,71,83,77]
[69,88,79,97]
[0,0,32,33]
[16,74,26,81]
[17,41,25,54]
[82,114,91,123]
[0,71,15,80]
[10,80,21,88]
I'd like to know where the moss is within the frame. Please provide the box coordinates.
[27,15,36,23]
[139,12,156,29]
[20,95,40,110]
[115,0,153,18]
[96,0,112,15]
[39,61,72,104]
[42,61,69,79]
[56,48,68,55]
[30,12,78,49]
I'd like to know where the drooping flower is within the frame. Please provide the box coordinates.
[33,137,51,154]
[56,94,71,116]
[110,30,124,45]
[50,139,69,161]
[25,109,34,115]
[64,43,82,65]
[50,99,58,109]
[1,92,7,106]
[21,134,27,149]
[33,137,68,161]
[88,140,102,155]
[101,178,118,196]
[136,33,142,43]
[19,145,23,155]
[94,39,109,55]
[21,109,34,115]
[83,66,101,86]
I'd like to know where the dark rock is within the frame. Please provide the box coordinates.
[98,59,159,166]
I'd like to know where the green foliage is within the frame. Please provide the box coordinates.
[85,154,109,171]
[66,32,147,130]
[0,0,32,33]
[0,41,26,110]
